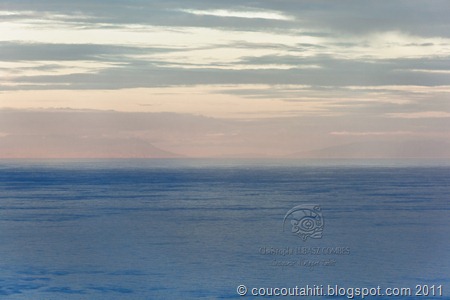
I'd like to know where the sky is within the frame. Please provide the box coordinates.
[0,0,449,158]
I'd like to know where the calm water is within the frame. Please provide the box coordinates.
[0,159,449,299]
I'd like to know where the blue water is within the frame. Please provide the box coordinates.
[0,159,449,299]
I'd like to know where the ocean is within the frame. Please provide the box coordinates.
[0,159,449,299]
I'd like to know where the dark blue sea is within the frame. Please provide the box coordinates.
[0,159,449,299]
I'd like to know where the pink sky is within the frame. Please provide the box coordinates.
[1,2,449,158]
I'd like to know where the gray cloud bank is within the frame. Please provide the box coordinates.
[3,0,450,36]
[1,1,450,91]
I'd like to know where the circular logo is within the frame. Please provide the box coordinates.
[283,204,324,241]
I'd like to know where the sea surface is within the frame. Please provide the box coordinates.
[0,159,449,299]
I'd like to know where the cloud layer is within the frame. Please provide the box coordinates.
[0,1,449,157]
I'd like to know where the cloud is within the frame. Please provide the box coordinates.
[386,111,450,119]
[0,1,448,159]
[2,1,450,94]
[330,131,414,136]
[3,1,450,36]
[179,9,294,21]
[6,55,449,91]
[0,42,173,62]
